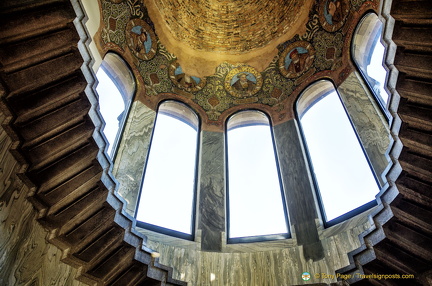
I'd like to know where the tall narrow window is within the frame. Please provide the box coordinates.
[136,101,199,239]
[96,53,135,157]
[297,81,380,224]
[227,110,289,242]
[352,13,390,108]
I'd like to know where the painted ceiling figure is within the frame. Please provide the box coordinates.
[327,0,344,24]
[232,73,256,92]
[131,26,151,54]
[286,49,311,74]
[175,73,198,89]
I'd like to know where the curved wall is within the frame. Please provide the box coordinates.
[1,0,430,286]
[113,96,383,285]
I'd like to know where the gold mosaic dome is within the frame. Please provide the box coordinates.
[145,0,314,76]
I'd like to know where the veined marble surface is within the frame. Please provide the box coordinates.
[197,131,225,252]
[0,113,84,286]
[111,103,378,286]
[112,101,156,216]
[273,120,324,262]
[136,118,371,286]
[338,71,391,186]
[145,220,369,286]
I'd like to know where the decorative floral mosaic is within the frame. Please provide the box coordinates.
[99,0,374,127]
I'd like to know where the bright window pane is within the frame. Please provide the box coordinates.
[353,13,389,106]
[136,101,198,235]
[300,91,379,221]
[227,111,288,238]
[96,67,125,156]
[366,38,388,104]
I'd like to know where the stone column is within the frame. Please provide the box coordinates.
[273,119,324,261]
[196,130,225,251]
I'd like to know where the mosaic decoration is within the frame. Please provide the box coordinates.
[319,0,350,32]
[195,64,234,119]
[100,0,129,45]
[312,30,344,71]
[299,14,321,42]
[126,19,157,60]
[153,0,310,52]
[262,64,294,103]
[127,0,146,18]
[224,66,263,98]
[98,0,378,127]
[169,60,207,92]
[279,41,316,78]
[138,51,173,97]
[351,0,368,10]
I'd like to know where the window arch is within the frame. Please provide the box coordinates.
[297,80,380,225]
[135,100,199,239]
[226,110,289,242]
[96,52,135,157]
[352,13,390,109]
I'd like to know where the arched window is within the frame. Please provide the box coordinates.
[136,101,199,239]
[297,80,380,225]
[226,110,289,242]
[96,52,135,158]
[352,13,390,109]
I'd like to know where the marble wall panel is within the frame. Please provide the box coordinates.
[145,217,369,286]
[109,106,375,286]
[273,119,324,262]
[338,71,391,186]
[0,113,84,286]
[138,116,373,285]
[112,101,156,215]
[197,131,225,251]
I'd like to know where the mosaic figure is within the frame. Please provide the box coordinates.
[169,61,206,92]
[279,41,315,79]
[225,66,262,97]
[130,26,151,54]
[126,19,157,60]
[326,0,345,25]
[319,0,349,32]
[232,72,256,92]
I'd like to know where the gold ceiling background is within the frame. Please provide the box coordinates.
[96,0,378,130]
[152,0,310,53]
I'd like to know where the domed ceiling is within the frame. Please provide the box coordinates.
[154,0,311,53]
[145,0,314,76]
[97,0,378,130]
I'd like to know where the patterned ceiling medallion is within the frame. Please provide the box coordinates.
[169,60,207,92]
[126,19,157,60]
[319,0,350,32]
[279,41,315,79]
[225,66,263,98]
